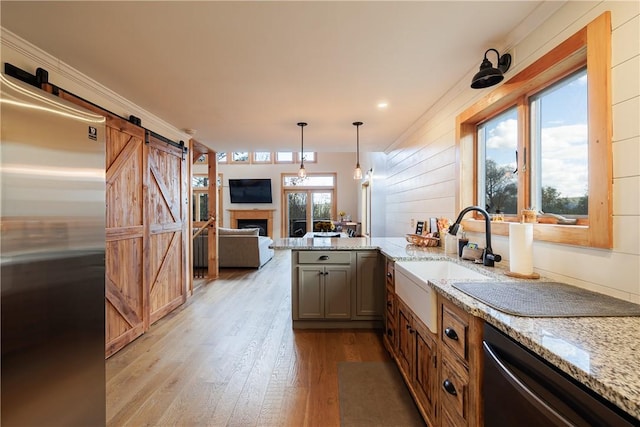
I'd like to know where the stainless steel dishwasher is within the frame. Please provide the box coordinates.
[482,323,637,426]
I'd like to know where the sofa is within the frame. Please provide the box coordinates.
[218,227,274,268]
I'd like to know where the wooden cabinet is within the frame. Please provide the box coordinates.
[292,250,383,327]
[437,295,483,427]
[395,298,438,424]
[384,257,397,352]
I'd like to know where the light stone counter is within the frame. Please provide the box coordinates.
[271,236,640,421]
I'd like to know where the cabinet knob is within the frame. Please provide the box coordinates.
[443,379,457,396]
[387,272,393,278]
[387,301,393,308]
[444,327,459,341]
[387,328,394,337]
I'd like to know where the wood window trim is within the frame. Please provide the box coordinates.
[230,152,250,164]
[456,12,612,248]
[252,152,273,164]
[280,172,338,236]
[297,152,318,164]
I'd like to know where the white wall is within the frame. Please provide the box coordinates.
[194,154,360,239]
[379,1,640,302]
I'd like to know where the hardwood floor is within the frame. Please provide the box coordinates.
[106,250,391,426]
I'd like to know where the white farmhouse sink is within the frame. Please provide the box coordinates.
[395,261,490,333]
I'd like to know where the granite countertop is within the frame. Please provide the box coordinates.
[272,236,640,421]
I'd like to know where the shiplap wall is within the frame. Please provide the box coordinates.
[381,1,640,302]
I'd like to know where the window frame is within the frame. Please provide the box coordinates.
[456,12,612,248]
[280,172,337,236]
[230,151,249,164]
[275,151,295,164]
[252,151,273,164]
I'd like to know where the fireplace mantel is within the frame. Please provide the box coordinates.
[228,209,275,237]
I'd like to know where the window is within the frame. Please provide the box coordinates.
[217,152,228,164]
[192,173,223,226]
[457,13,611,248]
[231,152,249,163]
[275,152,294,163]
[477,107,518,215]
[281,173,337,237]
[252,151,272,163]
[297,151,317,163]
[530,69,588,218]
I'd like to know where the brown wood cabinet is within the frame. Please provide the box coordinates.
[395,298,438,424]
[437,295,483,426]
[383,258,397,352]
[384,259,486,426]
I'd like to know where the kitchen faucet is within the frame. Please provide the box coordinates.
[449,206,502,267]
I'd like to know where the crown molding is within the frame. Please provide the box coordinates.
[1,28,189,142]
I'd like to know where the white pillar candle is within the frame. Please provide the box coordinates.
[509,223,534,275]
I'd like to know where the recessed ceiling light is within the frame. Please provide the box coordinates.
[377,102,388,109]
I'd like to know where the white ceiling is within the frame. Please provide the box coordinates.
[2,1,553,153]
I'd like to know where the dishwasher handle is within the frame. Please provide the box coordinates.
[482,341,574,427]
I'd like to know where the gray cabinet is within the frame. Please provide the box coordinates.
[292,250,383,328]
[293,251,352,321]
[298,264,351,319]
[354,251,384,318]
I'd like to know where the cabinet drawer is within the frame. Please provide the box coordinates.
[297,251,351,264]
[441,303,469,363]
[385,259,395,289]
[386,290,396,320]
[439,353,470,424]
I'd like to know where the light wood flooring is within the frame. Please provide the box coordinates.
[106,250,391,426]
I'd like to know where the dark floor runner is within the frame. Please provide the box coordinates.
[338,361,426,427]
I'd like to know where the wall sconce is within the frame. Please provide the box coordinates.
[353,121,363,180]
[297,122,307,178]
[471,48,512,89]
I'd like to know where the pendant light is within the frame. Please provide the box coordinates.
[297,122,307,178]
[353,121,363,180]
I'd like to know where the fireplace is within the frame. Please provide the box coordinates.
[237,219,268,236]
[228,209,274,237]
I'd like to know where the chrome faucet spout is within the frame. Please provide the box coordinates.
[449,206,502,267]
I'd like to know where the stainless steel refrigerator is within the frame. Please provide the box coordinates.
[1,73,106,426]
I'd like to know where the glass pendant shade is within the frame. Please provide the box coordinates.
[353,121,363,180]
[353,165,362,180]
[297,122,307,179]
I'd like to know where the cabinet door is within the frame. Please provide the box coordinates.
[298,266,324,318]
[355,252,383,318]
[396,300,413,377]
[324,266,351,319]
[414,320,437,421]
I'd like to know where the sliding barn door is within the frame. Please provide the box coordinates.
[147,134,188,325]
[104,120,147,357]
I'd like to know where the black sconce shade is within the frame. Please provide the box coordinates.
[471,48,512,89]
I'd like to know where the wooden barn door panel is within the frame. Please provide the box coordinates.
[105,123,147,357]
[147,135,187,325]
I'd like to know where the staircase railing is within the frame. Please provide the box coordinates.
[193,217,215,278]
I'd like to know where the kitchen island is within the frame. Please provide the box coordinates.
[272,236,640,423]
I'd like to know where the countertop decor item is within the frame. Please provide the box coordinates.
[405,233,439,247]
[507,222,538,278]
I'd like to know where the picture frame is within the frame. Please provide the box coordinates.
[429,218,438,235]
[415,220,425,235]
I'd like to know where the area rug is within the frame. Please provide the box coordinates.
[338,361,426,427]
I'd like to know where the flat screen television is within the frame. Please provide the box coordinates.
[229,179,273,204]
